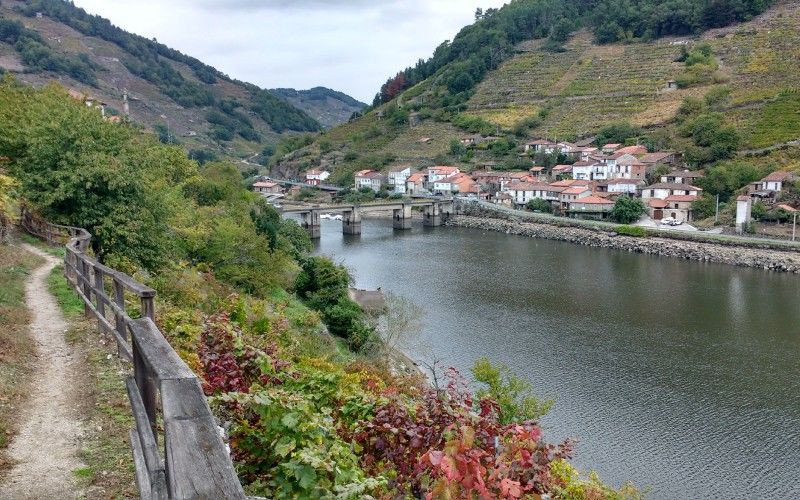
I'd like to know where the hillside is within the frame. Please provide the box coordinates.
[274,0,800,182]
[0,0,359,163]
[271,87,366,129]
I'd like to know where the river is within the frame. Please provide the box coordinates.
[312,217,800,499]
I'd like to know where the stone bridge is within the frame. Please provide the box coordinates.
[282,200,454,238]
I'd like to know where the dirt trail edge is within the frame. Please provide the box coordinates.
[0,244,84,499]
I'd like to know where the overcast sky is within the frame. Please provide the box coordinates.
[71,0,508,103]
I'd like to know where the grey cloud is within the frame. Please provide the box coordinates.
[195,0,392,11]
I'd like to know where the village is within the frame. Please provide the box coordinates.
[252,138,799,236]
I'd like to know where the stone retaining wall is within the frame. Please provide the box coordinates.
[448,215,800,274]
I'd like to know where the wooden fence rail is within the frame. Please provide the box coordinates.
[20,208,246,500]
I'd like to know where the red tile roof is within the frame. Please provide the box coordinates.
[649,199,668,208]
[253,181,277,188]
[561,186,591,195]
[664,195,699,202]
[573,196,614,205]
[763,171,795,182]
[430,166,459,174]
[505,182,551,191]
[615,145,648,156]
[640,152,676,164]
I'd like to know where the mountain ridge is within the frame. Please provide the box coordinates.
[0,0,362,163]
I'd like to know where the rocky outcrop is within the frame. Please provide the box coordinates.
[448,215,800,274]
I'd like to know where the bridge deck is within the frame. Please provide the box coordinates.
[282,200,448,214]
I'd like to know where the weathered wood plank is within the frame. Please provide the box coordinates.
[128,318,195,382]
[126,377,166,497]
[161,378,245,499]
[129,428,154,500]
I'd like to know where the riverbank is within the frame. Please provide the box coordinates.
[448,215,800,273]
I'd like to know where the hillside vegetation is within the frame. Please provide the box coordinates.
[0,0,360,163]
[275,0,800,184]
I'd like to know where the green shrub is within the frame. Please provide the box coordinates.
[615,225,647,237]
[610,196,646,224]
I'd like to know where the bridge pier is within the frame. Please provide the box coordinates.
[342,206,361,235]
[393,203,413,230]
[423,202,442,227]
[300,210,321,239]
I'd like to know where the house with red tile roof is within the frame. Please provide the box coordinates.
[427,166,460,183]
[641,183,702,200]
[641,151,679,167]
[600,178,645,195]
[558,186,592,210]
[614,145,648,156]
[406,171,427,195]
[305,168,330,186]
[568,196,615,220]
[552,164,573,179]
[355,169,384,192]
[752,171,798,193]
[252,181,282,195]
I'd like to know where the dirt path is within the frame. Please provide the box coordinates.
[0,244,84,499]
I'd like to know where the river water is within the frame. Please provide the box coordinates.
[312,218,800,499]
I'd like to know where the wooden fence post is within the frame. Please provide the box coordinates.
[94,267,105,333]
[114,278,127,352]
[80,258,92,318]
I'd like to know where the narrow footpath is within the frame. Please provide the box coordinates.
[0,244,84,499]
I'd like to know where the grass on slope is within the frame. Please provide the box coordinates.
[0,243,42,471]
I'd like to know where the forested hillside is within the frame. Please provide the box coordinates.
[272,87,367,129]
[273,0,800,186]
[0,0,359,164]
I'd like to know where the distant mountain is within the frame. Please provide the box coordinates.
[270,87,367,129]
[0,0,325,162]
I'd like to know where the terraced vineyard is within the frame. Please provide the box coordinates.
[466,1,800,144]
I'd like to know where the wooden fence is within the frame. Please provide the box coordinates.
[20,209,246,500]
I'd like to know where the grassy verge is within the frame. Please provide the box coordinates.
[48,266,136,498]
[18,232,65,258]
[0,242,42,472]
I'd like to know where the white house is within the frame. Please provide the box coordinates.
[753,171,798,193]
[606,178,644,195]
[524,140,555,153]
[387,165,414,194]
[571,160,602,181]
[433,173,478,195]
[504,182,552,205]
[641,183,702,200]
[354,169,383,192]
[305,169,330,186]
[428,166,460,184]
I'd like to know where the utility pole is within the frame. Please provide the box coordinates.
[715,194,720,224]
[793,212,797,242]
[159,114,171,144]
